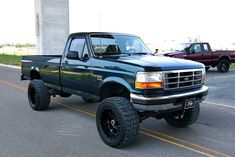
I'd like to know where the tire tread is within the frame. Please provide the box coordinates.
[97,97,139,148]
[164,103,200,127]
[28,80,50,111]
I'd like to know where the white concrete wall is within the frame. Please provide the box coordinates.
[35,0,69,55]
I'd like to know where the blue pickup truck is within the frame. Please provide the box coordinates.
[21,32,208,148]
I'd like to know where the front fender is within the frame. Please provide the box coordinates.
[100,76,134,93]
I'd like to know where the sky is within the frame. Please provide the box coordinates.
[0,0,235,48]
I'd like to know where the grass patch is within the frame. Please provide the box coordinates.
[0,54,22,66]
[231,63,235,69]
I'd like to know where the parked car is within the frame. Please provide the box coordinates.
[21,32,208,148]
[164,42,235,72]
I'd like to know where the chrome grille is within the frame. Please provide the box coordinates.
[163,69,203,90]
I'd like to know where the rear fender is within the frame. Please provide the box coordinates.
[218,55,231,64]
[30,66,41,80]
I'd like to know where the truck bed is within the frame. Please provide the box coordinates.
[21,55,62,86]
[211,50,235,64]
[22,55,62,62]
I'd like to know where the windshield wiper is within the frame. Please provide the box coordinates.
[129,52,150,55]
[101,52,130,56]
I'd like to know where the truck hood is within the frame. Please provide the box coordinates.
[164,51,185,57]
[113,55,204,71]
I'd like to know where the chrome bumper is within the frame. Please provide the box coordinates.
[130,86,208,111]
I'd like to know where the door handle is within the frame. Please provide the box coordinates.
[64,60,68,64]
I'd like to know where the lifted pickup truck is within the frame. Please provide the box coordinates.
[164,42,235,72]
[21,32,208,148]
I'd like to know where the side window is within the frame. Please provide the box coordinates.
[203,44,209,52]
[190,44,201,53]
[68,38,85,58]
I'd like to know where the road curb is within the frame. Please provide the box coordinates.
[0,63,20,69]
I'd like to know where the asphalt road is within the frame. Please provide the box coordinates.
[0,66,235,157]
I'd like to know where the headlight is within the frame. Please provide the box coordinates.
[135,72,163,89]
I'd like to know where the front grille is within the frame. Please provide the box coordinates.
[164,69,203,90]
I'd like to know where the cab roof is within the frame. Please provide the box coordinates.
[69,32,137,38]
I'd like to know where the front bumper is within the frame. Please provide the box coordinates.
[130,86,208,111]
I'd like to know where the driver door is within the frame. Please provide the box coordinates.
[60,36,93,94]
[185,43,204,63]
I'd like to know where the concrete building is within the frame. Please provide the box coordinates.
[35,0,69,55]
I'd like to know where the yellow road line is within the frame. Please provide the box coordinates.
[53,98,96,115]
[141,127,232,157]
[0,80,96,117]
[52,99,96,117]
[140,131,216,157]
[0,79,232,157]
[0,80,27,92]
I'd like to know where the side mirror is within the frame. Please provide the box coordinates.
[153,48,159,55]
[83,54,89,62]
[66,51,79,59]
[155,48,159,53]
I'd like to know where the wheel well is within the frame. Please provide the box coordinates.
[218,56,231,64]
[100,82,130,100]
[30,70,41,80]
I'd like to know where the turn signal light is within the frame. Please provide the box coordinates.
[135,82,163,89]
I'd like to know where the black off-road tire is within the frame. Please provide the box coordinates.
[164,103,200,127]
[217,59,230,73]
[28,80,51,111]
[96,97,140,148]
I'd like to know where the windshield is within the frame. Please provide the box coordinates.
[172,43,191,51]
[90,34,152,56]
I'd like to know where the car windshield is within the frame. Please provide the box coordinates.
[90,34,152,56]
[172,43,191,51]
